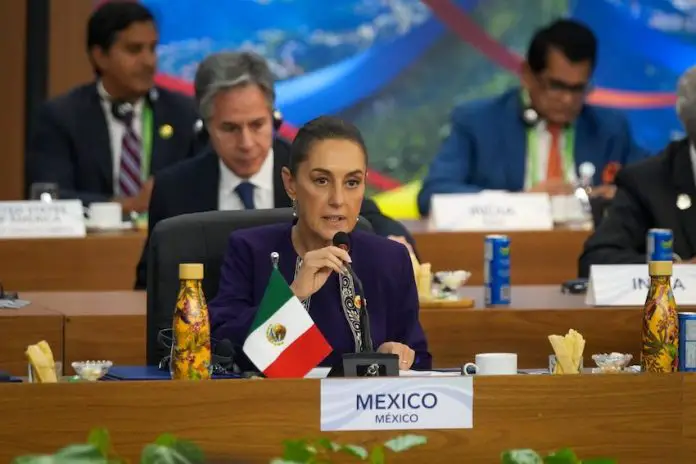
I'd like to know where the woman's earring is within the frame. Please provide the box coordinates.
[356,216,360,222]
[292,198,298,217]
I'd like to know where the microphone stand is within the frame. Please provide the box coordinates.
[329,266,398,377]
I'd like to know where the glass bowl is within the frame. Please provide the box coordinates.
[71,360,113,381]
[433,270,472,299]
[591,353,633,373]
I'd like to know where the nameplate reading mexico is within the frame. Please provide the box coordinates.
[320,377,473,431]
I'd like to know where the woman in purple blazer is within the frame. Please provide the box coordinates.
[208,116,431,372]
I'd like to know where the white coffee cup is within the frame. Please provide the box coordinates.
[87,202,122,228]
[463,353,517,376]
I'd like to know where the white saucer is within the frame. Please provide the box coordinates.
[86,221,133,232]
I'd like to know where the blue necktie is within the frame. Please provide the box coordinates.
[235,181,255,210]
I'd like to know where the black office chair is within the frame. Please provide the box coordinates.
[146,208,373,365]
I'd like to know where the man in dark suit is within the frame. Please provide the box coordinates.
[26,2,202,213]
[578,66,696,277]
[134,51,417,289]
[417,19,648,216]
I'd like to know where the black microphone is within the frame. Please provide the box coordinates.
[333,232,373,353]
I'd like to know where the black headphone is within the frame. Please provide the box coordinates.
[520,89,541,127]
[110,87,158,123]
[194,108,285,143]
[520,90,576,129]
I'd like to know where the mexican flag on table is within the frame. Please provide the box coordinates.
[243,268,332,378]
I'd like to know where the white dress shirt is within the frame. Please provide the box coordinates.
[523,120,577,189]
[97,81,145,196]
[690,145,696,184]
[218,149,275,210]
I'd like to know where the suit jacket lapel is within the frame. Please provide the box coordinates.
[669,140,696,258]
[150,92,166,174]
[573,111,605,184]
[272,138,292,207]
[86,84,114,192]
[195,150,220,211]
[502,91,529,191]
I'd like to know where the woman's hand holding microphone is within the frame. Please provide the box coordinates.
[290,246,351,300]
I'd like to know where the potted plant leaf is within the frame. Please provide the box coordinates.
[12,428,205,464]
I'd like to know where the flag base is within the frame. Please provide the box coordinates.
[327,353,399,377]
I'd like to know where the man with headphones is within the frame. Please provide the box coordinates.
[417,19,649,217]
[26,1,202,214]
[134,51,419,289]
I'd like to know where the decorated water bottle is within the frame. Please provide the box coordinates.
[641,261,679,373]
[170,263,211,380]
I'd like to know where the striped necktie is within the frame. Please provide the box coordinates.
[118,107,142,197]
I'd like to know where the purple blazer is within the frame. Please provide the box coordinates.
[209,222,432,371]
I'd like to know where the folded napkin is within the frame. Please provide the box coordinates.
[0,299,30,309]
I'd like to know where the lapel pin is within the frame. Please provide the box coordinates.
[677,193,692,210]
[159,124,173,139]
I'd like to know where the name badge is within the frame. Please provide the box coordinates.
[320,377,473,431]
[429,192,553,231]
[586,264,696,306]
[0,200,86,239]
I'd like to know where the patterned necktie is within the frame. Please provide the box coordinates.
[118,108,142,197]
[546,124,563,181]
[235,181,255,210]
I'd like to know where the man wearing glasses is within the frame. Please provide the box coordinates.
[417,19,649,216]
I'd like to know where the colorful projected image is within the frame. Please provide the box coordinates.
[142,0,692,218]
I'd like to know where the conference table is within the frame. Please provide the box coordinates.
[0,227,590,291]
[3,287,692,463]
[1,286,643,377]
[0,374,692,463]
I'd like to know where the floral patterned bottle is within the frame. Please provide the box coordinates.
[170,263,211,380]
[641,261,679,373]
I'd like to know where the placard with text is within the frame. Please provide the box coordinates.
[0,200,86,239]
[320,376,473,431]
[586,264,696,306]
[429,192,553,231]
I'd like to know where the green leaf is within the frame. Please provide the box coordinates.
[547,448,578,460]
[173,442,204,463]
[544,448,580,464]
[152,438,203,464]
[383,435,427,453]
[87,429,112,457]
[12,456,57,464]
[369,445,385,464]
[13,445,106,464]
[281,440,314,462]
[339,444,368,460]
[500,449,543,464]
[140,444,195,464]
[315,438,340,452]
[154,434,178,448]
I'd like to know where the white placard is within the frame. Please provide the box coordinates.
[320,376,473,431]
[429,192,553,231]
[0,200,86,239]
[586,264,696,306]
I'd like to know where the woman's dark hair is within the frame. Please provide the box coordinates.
[526,19,597,73]
[289,116,368,175]
[87,1,155,73]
